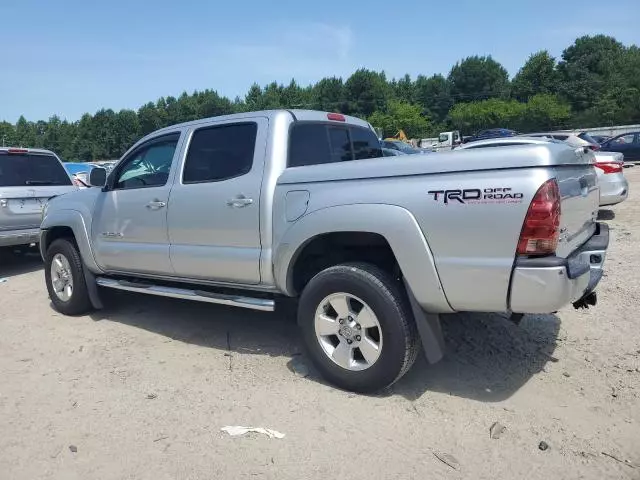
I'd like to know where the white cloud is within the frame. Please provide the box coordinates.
[218,22,355,81]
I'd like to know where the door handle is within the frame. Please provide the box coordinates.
[146,200,166,210]
[227,196,253,208]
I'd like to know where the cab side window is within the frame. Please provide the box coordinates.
[288,123,382,167]
[183,123,257,184]
[114,134,180,190]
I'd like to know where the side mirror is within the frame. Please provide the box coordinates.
[89,167,107,188]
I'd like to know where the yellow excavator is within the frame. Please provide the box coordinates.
[384,129,409,143]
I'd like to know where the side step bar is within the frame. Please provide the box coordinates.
[95,277,275,312]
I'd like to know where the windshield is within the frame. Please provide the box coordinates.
[0,153,72,187]
[64,163,95,175]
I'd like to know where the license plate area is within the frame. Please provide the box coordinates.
[6,198,47,214]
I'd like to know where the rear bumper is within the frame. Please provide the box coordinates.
[509,223,609,314]
[599,176,629,206]
[0,228,40,247]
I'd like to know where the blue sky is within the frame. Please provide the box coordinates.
[1,0,638,122]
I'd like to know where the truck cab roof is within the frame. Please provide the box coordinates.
[151,109,371,137]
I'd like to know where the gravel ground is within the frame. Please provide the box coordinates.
[1,168,639,480]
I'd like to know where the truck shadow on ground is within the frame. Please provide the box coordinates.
[394,312,560,402]
[0,249,43,279]
[598,209,616,221]
[91,290,560,403]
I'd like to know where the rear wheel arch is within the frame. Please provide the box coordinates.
[288,231,399,295]
[275,204,452,313]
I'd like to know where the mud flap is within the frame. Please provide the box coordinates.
[403,279,445,364]
[82,265,103,310]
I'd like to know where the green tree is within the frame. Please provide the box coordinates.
[43,115,63,154]
[368,101,430,138]
[15,116,36,147]
[311,77,346,111]
[557,35,625,112]
[344,69,391,117]
[244,83,265,111]
[391,74,414,104]
[281,79,309,108]
[448,56,510,102]
[195,90,235,118]
[91,109,117,159]
[449,99,525,132]
[57,120,77,160]
[574,45,640,126]
[112,109,140,156]
[72,114,95,161]
[511,51,559,101]
[449,95,570,133]
[261,82,285,109]
[523,94,571,131]
[414,74,453,123]
[137,102,163,136]
[0,121,16,147]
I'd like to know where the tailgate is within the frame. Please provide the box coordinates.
[553,149,600,258]
[0,186,76,231]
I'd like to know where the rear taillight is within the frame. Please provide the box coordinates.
[517,179,561,255]
[594,162,623,174]
[7,148,28,154]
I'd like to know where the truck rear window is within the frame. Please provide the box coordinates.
[288,123,382,167]
[0,153,72,187]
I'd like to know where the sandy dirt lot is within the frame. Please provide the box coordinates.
[1,168,639,480]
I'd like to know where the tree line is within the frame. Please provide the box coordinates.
[1,35,639,162]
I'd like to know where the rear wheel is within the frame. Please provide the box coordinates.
[45,238,92,316]
[298,262,419,393]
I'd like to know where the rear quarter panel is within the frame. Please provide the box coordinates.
[274,164,551,312]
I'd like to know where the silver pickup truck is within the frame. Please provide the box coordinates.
[40,110,609,392]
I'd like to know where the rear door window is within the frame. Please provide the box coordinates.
[183,123,257,183]
[0,152,71,187]
[289,123,382,167]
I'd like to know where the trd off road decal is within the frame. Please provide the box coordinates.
[427,187,524,205]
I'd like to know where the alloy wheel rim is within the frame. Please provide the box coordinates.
[314,293,383,371]
[50,253,73,302]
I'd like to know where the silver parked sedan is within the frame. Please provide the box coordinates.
[459,137,629,206]
[594,151,628,206]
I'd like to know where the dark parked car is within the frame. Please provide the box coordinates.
[381,147,406,157]
[466,128,517,143]
[589,135,611,144]
[600,132,640,162]
[381,140,424,155]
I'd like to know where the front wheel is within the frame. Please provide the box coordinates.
[45,238,92,316]
[298,262,419,393]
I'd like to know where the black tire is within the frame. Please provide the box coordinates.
[298,262,419,393]
[44,238,93,316]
